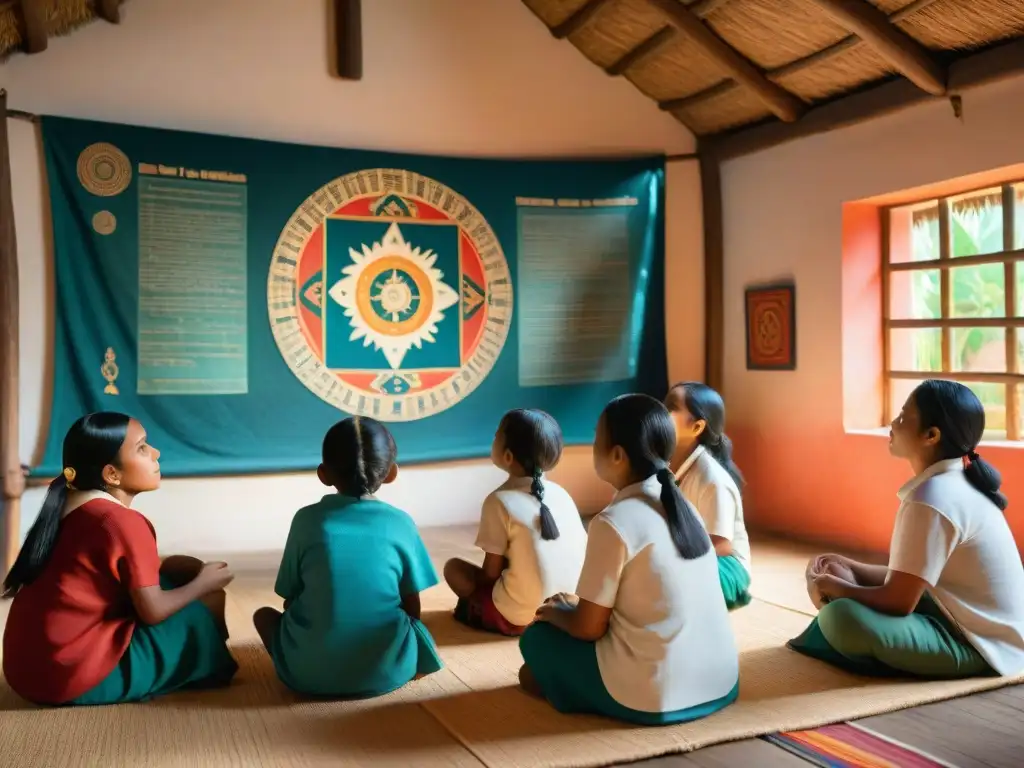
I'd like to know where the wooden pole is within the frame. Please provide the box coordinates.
[699,145,724,391]
[0,89,24,576]
[334,0,362,80]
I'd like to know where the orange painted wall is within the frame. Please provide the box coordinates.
[720,75,1024,555]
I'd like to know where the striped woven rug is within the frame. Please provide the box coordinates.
[762,723,957,767]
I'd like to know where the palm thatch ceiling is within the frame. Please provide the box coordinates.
[0,0,125,58]
[522,0,1024,139]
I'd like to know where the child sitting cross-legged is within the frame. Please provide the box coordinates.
[444,409,587,636]
[253,416,443,698]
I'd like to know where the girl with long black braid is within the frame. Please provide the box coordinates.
[2,413,237,706]
[444,409,587,636]
[665,382,752,610]
[252,416,444,697]
[518,394,739,725]
[793,381,1024,679]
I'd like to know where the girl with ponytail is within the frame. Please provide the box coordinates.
[795,380,1024,679]
[665,382,752,610]
[445,409,587,636]
[2,413,237,706]
[518,394,739,725]
[253,416,444,697]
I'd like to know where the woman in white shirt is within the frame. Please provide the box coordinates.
[795,380,1024,679]
[518,394,739,725]
[444,409,587,635]
[665,382,752,610]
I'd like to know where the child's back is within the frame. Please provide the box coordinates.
[272,495,440,698]
[484,478,587,626]
[254,416,442,698]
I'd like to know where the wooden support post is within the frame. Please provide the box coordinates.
[96,0,122,24]
[647,0,806,123]
[0,90,24,577]
[809,0,946,96]
[699,145,724,391]
[334,0,362,80]
[17,0,48,54]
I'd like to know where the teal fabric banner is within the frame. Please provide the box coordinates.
[36,116,667,477]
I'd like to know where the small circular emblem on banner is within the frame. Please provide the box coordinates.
[77,143,132,197]
[92,210,117,235]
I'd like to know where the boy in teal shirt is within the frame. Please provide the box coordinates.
[253,417,443,698]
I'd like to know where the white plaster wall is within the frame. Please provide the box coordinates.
[3,0,702,554]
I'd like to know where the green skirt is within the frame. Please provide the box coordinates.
[718,555,752,611]
[788,593,995,679]
[519,622,739,726]
[70,579,238,706]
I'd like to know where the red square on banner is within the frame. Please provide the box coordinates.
[745,283,796,370]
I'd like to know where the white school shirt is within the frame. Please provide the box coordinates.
[576,476,739,713]
[888,458,1024,676]
[475,475,588,627]
[675,445,751,574]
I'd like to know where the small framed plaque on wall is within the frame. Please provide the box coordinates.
[745,282,796,370]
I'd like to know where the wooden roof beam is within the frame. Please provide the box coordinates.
[551,0,615,39]
[96,0,122,24]
[662,0,942,111]
[809,0,946,95]
[606,0,735,76]
[16,0,47,54]
[646,0,806,122]
[607,26,675,75]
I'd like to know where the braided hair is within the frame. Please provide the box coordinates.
[601,394,711,560]
[321,417,397,497]
[498,409,564,540]
[912,380,1007,511]
[665,382,743,490]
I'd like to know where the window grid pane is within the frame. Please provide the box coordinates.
[886,193,1023,439]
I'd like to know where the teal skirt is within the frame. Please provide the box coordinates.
[718,555,752,611]
[70,578,238,706]
[788,593,995,679]
[519,622,739,726]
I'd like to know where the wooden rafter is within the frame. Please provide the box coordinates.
[96,0,122,24]
[606,0,733,77]
[607,26,675,75]
[705,36,1024,160]
[809,0,946,95]
[662,0,942,112]
[16,0,47,54]
[551,0,614,39]
[647,0,806,122]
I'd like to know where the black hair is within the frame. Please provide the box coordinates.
[912,379,1008,511]
[3,412,132,598]
[321,416,397,497]
[665,381,743,490]
[498,409,564,540]
[600,394,711,559]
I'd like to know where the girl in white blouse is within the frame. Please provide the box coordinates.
[796,380,1024,679]
[517,394,739,725]
[665,382,751,609]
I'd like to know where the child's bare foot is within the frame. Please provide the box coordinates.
[518,664,544,698]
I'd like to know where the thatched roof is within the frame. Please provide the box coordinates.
[523,0,1024,138]
[0,0,126,60]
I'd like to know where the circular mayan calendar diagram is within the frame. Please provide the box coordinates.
[267,169,513,421]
